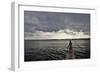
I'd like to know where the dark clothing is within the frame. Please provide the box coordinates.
[69,40,72,50]
[68,40,74,59]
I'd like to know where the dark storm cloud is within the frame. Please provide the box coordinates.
[24,11,90,33]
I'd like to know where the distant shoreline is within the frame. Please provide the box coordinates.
[24,38,90,41]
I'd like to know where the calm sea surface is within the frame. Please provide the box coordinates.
[24,39,90,61]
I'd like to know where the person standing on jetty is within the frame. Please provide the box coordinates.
[69,40,72,51]
[68,40,75,59]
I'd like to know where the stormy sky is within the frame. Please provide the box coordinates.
[24,11,90,39]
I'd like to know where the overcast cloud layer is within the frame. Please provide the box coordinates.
[24,11,90,39]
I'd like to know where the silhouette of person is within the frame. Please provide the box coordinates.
[68,40,74,59]
[69,40,72,51]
